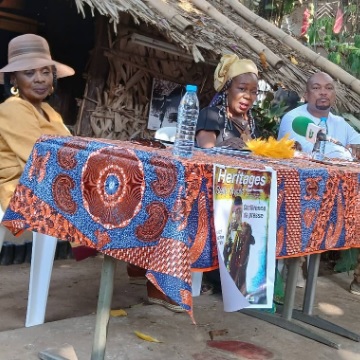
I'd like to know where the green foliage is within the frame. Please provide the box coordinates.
[305,9,360,78]
[308,16,334,46]
[252,96,293,138]
[334,249,359,274]
[354,35,360,48]
[273,267,285,303]
[328,51,341,65]
[255,0,297,25]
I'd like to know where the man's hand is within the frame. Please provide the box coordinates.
[293,141,303,151]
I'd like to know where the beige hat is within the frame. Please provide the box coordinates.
[0,34,75,83]
[214,54,258,92]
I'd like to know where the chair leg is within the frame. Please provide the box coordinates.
[0,207,4,253]
[25,233,57,327]
[0,225,6,253]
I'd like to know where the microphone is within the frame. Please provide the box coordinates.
[292,116,342,146]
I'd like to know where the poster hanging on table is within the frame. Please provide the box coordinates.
[213,165,277,311]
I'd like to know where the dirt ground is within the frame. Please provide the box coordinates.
[0,255,137,332]
[0,255,360,359]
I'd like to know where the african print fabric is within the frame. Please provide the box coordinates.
[3,136,360,316]
[2,135,217,318]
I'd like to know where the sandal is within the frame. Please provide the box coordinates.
[147,281,186,313]
[200,282,214,295]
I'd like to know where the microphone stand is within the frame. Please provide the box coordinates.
[312,132,326,160]
[312,132,353,160]
[312,139,321,153]
[317,132,342,146]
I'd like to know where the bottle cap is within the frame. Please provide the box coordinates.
[186,84,197,92]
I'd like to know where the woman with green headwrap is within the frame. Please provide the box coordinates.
[196,54,260,149]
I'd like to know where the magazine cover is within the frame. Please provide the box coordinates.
[147,78,184,130]
[213,165,277,311]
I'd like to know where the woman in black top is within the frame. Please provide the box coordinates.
[196,54,260,294]
[196,54,260,149]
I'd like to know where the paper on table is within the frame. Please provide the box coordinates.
[154,127,176,143]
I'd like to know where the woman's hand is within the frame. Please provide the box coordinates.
[196,130,217,148]
[217,137,246,150]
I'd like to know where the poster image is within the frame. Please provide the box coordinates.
[213,165,277,310]
[224,195,256,296]
[147,78,184,130]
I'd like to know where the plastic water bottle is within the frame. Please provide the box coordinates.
[312,117,327,160]
[318,117,327,155]
[173,84,199,158]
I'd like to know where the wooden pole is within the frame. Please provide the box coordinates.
[74,15,110,137]
[143,0,194,32]
[224,0,360,96]
[74,81,88,136]
[191,0,284,70]
[104,51,195,85]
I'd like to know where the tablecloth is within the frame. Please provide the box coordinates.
[3,135,360,316]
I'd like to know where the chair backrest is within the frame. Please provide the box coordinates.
[154,127,177,143]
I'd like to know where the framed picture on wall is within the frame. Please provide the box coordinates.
[147,78,184,130]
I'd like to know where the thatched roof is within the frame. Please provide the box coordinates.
[74,0,360,113]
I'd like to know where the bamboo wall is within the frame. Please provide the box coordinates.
[75,14,216,140]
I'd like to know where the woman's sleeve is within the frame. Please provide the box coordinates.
[0,102,45,166]
[196,107,221,134]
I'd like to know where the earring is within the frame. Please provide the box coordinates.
[10,86,19,96]
[49,86,54,96]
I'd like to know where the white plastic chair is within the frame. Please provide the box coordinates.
[25,232,57,327]
[0,227,4,254]
[154,126,176,143]
[0,206,56,327]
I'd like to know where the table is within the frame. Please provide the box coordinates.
[238,155,360,348]
[3,135,360,358]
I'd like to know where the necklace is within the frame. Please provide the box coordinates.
[220,105,256,140]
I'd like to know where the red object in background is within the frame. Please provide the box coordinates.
[71,245,98,261]
[207,340,274,360]
[300,8,311,36]
[333,7,344,34]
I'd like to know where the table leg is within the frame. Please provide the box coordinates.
[281,256,300,320]
[291,254,360,342]
[242,257,341,349]
[303,253,320,315]
[91,255,117,360]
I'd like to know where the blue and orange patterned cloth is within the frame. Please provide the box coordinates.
[2,135,360,317]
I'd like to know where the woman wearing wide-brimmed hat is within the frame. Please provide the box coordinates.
[0,33,75,211]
